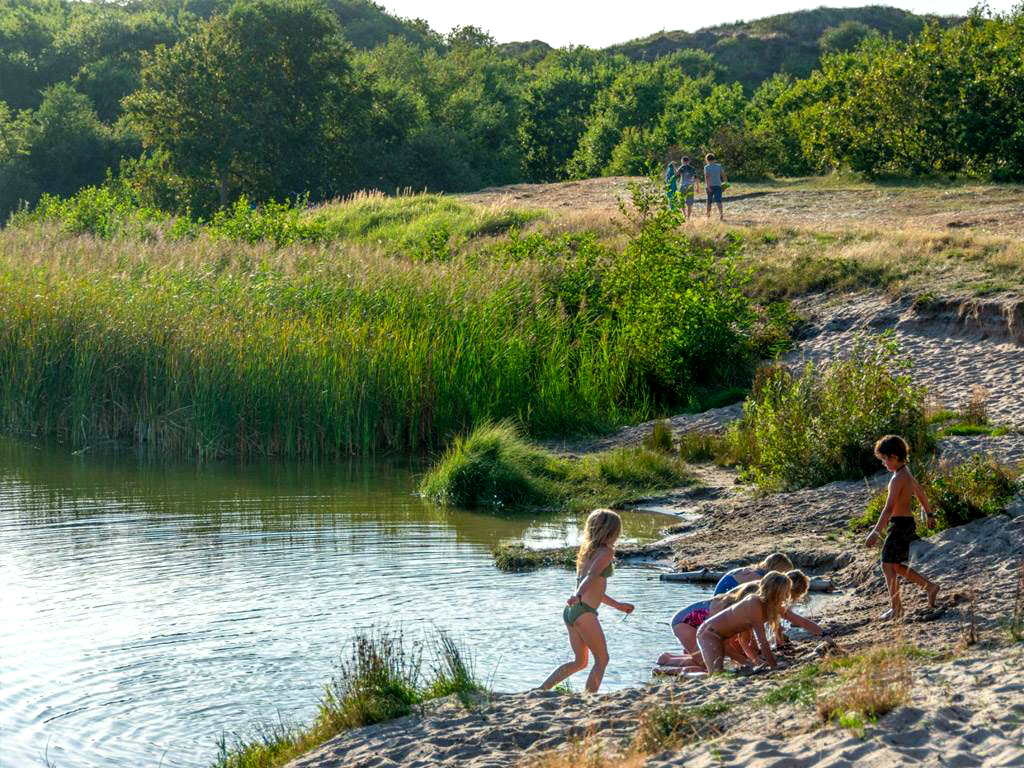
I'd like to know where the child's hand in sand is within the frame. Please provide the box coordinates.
[619,602,635,615]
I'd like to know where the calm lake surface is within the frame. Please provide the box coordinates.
[0,438,708,768]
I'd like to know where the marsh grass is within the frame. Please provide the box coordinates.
[0,195,761,460]
[420,422,692,512]
[214,629,480,768]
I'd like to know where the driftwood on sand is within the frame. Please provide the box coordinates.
[660,568,835,592]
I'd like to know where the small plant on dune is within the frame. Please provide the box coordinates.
[1010,564,1024,643]
[643,420,673,453]
[423,632,483,703]
[321,630,422,731]
[959,386,989,427]
[817,647,911,733]
[928,456,1019,531]
[728,334,931,490]
[631,700,731,754]
[521,729,643,768]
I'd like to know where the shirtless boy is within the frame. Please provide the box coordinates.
[866,434,940,620]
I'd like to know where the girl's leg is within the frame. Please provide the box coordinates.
[573,613,609,693]
[696,626,725,673]
[540,623,589,690]
[893,564,939,607]
[658,622,698,666]
[882,562,903,619]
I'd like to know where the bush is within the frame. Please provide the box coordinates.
[602,206,755,399]
[729,334,931,490]
[929,456,1019,531]
[420,422,692,512]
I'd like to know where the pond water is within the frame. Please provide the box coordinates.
[0,438,710,768]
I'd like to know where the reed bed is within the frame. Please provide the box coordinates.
[0,233,639,459]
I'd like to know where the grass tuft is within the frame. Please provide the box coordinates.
[214,628,481,768]
[643,420,673,453]
[631,700,731,754]
[421,421,692,512]
[817,647,911,732]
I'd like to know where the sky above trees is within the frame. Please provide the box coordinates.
[379,0,1019,46]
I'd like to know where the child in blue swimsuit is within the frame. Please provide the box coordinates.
[713,553,793,594]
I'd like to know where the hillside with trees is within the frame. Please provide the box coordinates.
[1,1,1021,219]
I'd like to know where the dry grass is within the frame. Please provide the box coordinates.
[817,647,912,730]
[520,730,644,768]
[465,177,1024,297]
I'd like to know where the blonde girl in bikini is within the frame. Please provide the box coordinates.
[694,571,792,674]
[540,509,634,693]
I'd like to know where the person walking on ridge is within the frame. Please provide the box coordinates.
[704,153,727,221]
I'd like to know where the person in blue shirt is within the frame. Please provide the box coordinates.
[703,153,728,220]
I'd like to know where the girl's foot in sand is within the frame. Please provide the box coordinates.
[927,583,940,609]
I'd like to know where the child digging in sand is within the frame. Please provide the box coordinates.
[866,434,940,620]
[660,569,824,672]
[540,509,634,693]
[693,571,792,675]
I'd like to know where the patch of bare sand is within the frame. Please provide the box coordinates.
[791,293,1024,427]
[664,649,1024,768]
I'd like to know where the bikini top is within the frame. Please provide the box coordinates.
[577,560,614,584]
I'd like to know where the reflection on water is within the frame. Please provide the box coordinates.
[0,438,704,768]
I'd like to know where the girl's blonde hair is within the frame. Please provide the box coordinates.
[717,580,759,607]
[576,508,622,575]
[757,571,792,628]
[786,570,810,602]
[759,552,793,573]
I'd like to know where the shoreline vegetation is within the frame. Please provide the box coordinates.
[0,185,786,461]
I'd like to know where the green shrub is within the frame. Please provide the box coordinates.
[208,196,326,246]
[602,210,755,398]
[420,422,692,512]
[643,420,673,453]
[729,334,931,489]
[929,456,1019,531]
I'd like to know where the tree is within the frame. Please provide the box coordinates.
[819,21,875,53]
[0,84,128,217]
[125,0,366,209]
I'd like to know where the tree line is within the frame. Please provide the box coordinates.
[1,0,1022,218]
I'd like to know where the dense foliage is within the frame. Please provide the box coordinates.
[1,1,1021,220]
